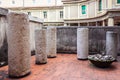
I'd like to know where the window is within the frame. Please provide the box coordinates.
[98,0,102,11]
[28,12,31,15]
[12,0,15,4]
[43,11,47,18]
[48,0,51,3]
[81,5,86,14]
[32,0,36,3]
[117,0,120,4]
[60,11,63,18]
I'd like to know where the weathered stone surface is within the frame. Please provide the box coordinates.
[57,26,120,54]
[35,29,47,64]
[77,28,89,59]
[0,17,8,66]
[29,16,43,23]
[29,21,43,55]
[7,12,31,78]
[46,27,57,58]
[106,31,118,59]
[0,8,8,16]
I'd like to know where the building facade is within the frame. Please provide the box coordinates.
[0,0,120,26]
[0,0,64,26]
[62,0,120,26]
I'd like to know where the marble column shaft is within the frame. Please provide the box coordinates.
[77,28,89,60]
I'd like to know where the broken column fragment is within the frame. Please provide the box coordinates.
[35,29,47,64]
[7,12,31,78]
[46,27,57,58]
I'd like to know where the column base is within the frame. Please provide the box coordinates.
[9,71,31,79]
[35,62,47,65]
[77,58,88,60]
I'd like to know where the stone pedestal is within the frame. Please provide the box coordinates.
[7,12,31,78]
[106,31,118,59]
[77,28,89,60]
[35,29,47,64]
[46,27,57,58]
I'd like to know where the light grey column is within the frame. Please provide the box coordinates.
[64,23,67,26]
[102,20,105,26]
[7,12,31,78]
[78,23,80,26]
[108,17,114,26]
[77,28,89,60]
[46,27,57,58]
[106,31,118,59]
[35,29,47,64]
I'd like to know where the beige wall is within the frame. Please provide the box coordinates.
[88,1,96,18]
[63,0,120,20]
[70,5,78,19]
[0,0,63,8]
[22,8,63,23]
[1,0,120,26]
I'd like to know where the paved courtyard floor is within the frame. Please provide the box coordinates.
[0,54,120,80]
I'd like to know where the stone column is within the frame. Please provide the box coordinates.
[96,22,98,26]
[68,23,70,26]
[35,29,47,64]
[64,23,67,26]
[77,28,89,60]
[102,20,105,26]
[7,12,31,78]
[87,22,89,26]
[78,23,80,26]
[46,27,57,58]
[106,31,118,59]
[108,17,114,26]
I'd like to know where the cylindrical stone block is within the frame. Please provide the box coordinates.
[46,27,57,58]
[35,29,47,64]
[77,28,89,60]
[7,12,31,78]
[106,31,118,59]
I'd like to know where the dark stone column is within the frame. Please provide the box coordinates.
[106,31,118,59]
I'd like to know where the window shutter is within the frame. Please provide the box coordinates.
[82,5,86,14]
